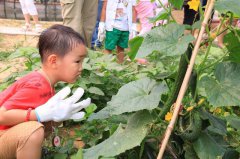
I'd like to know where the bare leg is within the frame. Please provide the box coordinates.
[32,15,39,25]
[104,49,112,54]
[217,22,227,48]
[117,46,124,64]
[217,19,237,48]
[23,14,31,24]
[17,128,44,159]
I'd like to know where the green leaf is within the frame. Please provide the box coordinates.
[89,78,168,120]
[54,153,68,159]
[169,0,184,9]
[83,111,153,159]
[88,87,105,96]
[85,104,97,115]
[193,132,225,159]
[215,0,240,17]
[128,36,144,60]
[136,23,194,58]
[226,115,240,129]
[8,47,38,59]
[199,109,227,135]
[149,11,169,23]
[199,62,240,106]
[71,149,83,159]
[224,30,240,63]
[223,149,240,159]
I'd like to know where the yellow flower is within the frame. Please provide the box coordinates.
[165,112,173,122]
[224,112,230,116]
[186,106,194,112]
[214,108,222,114]
[197,98,205,106]
[188,0,200,12]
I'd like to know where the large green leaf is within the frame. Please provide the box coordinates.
[83,111,153,159]
[199,62,240,106]
[136,23,194,58]
[215,0,240,17]
[199,109,227,135]
[193,132,226,159]
[89,78,168,120]
[224,30,240,63]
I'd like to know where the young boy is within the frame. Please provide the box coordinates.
[0,24,91,159]
[98,0,137,63]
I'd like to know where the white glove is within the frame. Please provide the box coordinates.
[35,87,91,122]
[98,22,106,42]
[130,23,138,39]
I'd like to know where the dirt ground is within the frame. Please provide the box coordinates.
[0,10,184,83]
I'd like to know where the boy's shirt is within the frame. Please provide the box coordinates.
[113,0,129,31]
[105,0,136,31]
[0,71,55,130]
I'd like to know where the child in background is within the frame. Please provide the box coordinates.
[0,24,91,159]
[135,0,168,35]
[98,0,137,63]
[135,0,155,35]
[19,0,42,33]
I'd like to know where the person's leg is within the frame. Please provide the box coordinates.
[217,18,237,48]
[17,128,44,159]
[0,121,44,159]
[19,0,31,30]
[117,30,129,63]
[116,46,125,63]
[82,0,98,47]
[91,0,104,49]
[25,0,39,24]
[61,0,84,36]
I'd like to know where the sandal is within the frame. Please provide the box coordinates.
[22,23,31,32]
[35,24,42,33]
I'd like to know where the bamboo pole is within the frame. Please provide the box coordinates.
[157,0,215,158]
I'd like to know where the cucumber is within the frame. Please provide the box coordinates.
[179,111,202,142]
[160,43,193,119]
[189,70,198,102]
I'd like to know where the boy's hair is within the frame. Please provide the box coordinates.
[38,24,85,62]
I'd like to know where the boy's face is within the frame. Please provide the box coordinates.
[57,44,87,83]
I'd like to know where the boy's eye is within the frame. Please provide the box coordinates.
[75,60,82,63]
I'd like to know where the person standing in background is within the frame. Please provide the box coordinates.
[98,0,137,63]
[60,0,98,48]
[91,0,104,50]
[19,0,42,33]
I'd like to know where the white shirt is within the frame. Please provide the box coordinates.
[113,0,129,31]
[105,0,136,31]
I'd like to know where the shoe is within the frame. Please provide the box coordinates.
[22,23,31,32]
[35,24,42,33]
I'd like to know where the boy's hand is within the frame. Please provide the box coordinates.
[35,87,91,122]
[98,22,106,42]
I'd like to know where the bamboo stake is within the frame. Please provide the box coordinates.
[157,0,215,158]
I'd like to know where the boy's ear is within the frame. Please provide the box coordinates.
[47,54,57,67]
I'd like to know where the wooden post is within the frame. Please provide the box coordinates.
[157,0,215,158]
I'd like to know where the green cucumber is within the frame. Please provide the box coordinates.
[189,70,198,102]
[179,112,202,142]
[160,43,193,119]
